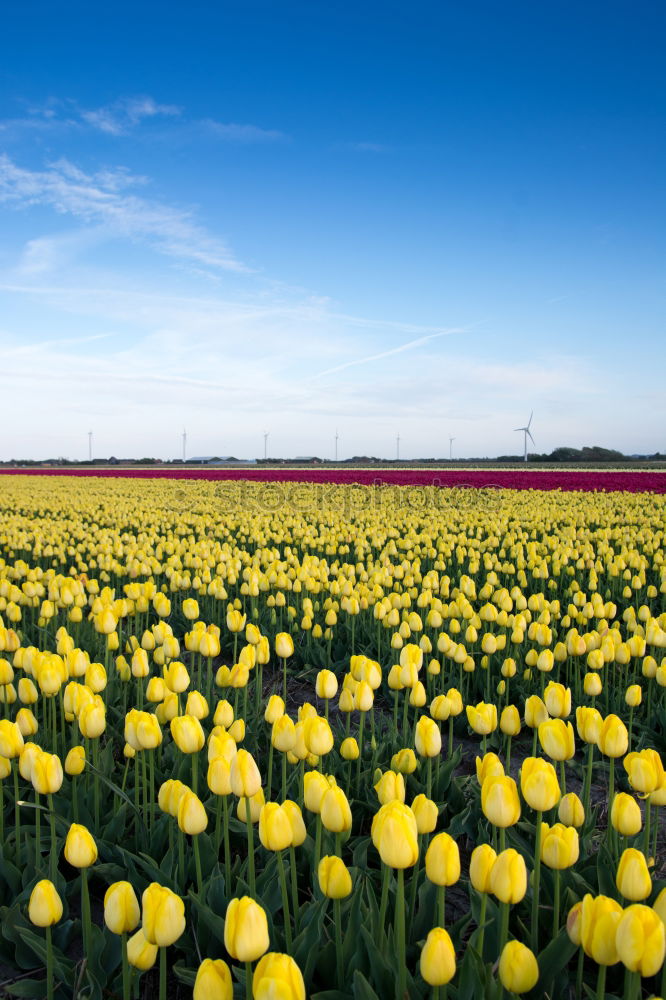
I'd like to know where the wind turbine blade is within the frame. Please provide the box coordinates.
[527,430,535,444]
[514,427,523,432]
[527,411,533,429]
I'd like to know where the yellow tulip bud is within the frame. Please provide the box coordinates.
[230,749,262,798]
[320,784,352,833]
[469,844,497,893]
[616,904,665,976]
[558,792,585,828]
[252,953,305,1000]
[371,800,419,869]
[104,880,140,935]
[540,822,579,869]
[374,769,405,805]
[481,775,521,828]
[425,832,460,886]
[538,719,575,761]
[193,959,232,1000]
[498,941,539,994]
[259,802,293,851]
[318,855,352,898]
[127,928,158,970]
[597,714,629,758]
[141,883,186,947]
[420,927,456,986]
[170,715,205,754]
[224,896,270,963]
[177,789,208,835]
[489,848,527,904]
[64,823,98,868]
[65,745,86,777]
[611,793,642,836]
[28,879,63,927]
[616,848,652,902]
[412,794,438,834]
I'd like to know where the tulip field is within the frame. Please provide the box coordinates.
[0,474,665,1000]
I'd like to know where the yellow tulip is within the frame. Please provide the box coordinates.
[224,896,270,963]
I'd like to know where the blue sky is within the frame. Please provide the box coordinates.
[0,0,664,459]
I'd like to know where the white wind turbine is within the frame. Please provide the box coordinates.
[514,411,535,462]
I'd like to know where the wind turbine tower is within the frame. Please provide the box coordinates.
[449,436,455,461]
[263,432,269,460]
[182,428,187,463]
[514,412,535,462]
[396,433,400,461]
[334,429,339,462]
[88,431,93,462]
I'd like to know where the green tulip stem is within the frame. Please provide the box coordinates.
[334,898,344,987]
[178,828,185,891]
[282,656,287,703]
[222,798,231,891]
[408,844,422,931]
[72,774,79,822]
[351,617,356,655]
[395,868,406,1000]
[149,749,156,834]
[245,961,253,1000]
[193,834,203,895]
[478,892,488,958]
[607,759,615,849]
[583,743,594,819]
[559,760,566,797]
[653,805,660,865]
[267,741,274,801]
[393,691,399,731]
[121,932,130,1000]
[628,706,634,751]
[498,900,509,960]
[531,728,538,758]
[575,946,584,1000]
[402,692,410,744]
[552,869,560,938]
[289,846,300,932]
[314,815,322,877]
[282,752,288,802]
[48,792,57,884]
[0,781,3,846]
[277,851,292,950]
[355,713,366,795]
[81,866,92,960]
[13,761,20,861]
[377,863,390,945]
[93,739,100,831]
[35,791,41,871]
[45,925,54,1000]
[215,795,222,851]
[506,735,512,773]
[437,883,445,927]
[448,717,454,759]
[531,810,543,951]
[644,799,652,858]
[624,969,640,1000]
[246,805,256,897]
[191,751,198,797]
[596,964,606,1000]
[160,947,167,1000]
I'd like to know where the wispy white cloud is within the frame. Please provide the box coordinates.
[202,120,287,143]
[79,96,181,135]
[0,96,287,147]
[0,154,248,274]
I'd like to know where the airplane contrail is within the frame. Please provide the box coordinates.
[311,327,469,379]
